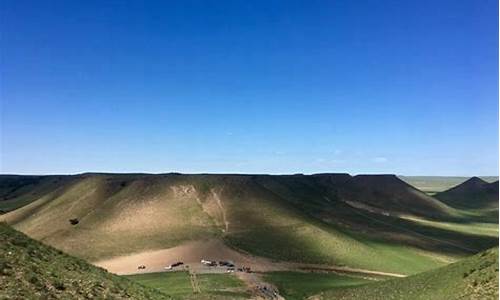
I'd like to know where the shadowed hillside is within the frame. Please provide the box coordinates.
[436,177,499,210]
[253,174,451,218]
[0,223,167,299]
[0,173,497,276]
[314,247,499,300]
[0,175,76,213]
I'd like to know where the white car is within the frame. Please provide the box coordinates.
[201,259,216,266]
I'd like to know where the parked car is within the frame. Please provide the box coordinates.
[201,259,217,266]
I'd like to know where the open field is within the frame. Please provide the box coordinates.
[126,272,192,298]
[125,271,250,299]
[263,271,372,300]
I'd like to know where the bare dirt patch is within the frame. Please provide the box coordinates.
[93,239,406,278]
[93,239,276,275]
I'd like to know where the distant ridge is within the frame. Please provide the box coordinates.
[342,174,450,218]
[436,177,499,209]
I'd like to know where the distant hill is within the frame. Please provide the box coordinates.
[399,176,499,194]
[435,177,499,210]
[0,223,166,299]
[340,174,451,217]
[314,247,499,300]
[0,173,496,276]
[0,175,75,213]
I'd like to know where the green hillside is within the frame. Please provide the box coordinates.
[0,222,167,299]
[0,174,497,276]
[314,247,499,300]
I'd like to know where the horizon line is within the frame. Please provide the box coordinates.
[0,171,498,178]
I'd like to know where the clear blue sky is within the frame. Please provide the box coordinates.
[1,0,498,175]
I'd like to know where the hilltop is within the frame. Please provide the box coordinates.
[313,247,499,300]
[0,173,497,276]
[435,177,499,210]
[0,222,167,299]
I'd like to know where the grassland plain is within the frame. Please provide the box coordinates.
[0,223,168,299]
[125,272,250,299]
[263,271,372,300]
[313,247,499,300]
[125,272,192,298]
[0,173,497,276]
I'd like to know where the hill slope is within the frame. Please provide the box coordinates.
[0,173,496,276]
[399,176,499,194]
[436,177,499,209]
[314,247,499,300]
[0,223,166,299]
[0,175,75,213]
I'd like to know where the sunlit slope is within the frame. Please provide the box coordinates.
[0,174,497,275]
[0,223,166,299]
[315,247,499,300]
[1,174,221,261]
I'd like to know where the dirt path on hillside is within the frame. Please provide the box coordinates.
[93,239,405,278]
[212,190,229,232]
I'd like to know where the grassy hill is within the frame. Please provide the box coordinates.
[0,175,76,213]
[314,247,499,300]
[435,177,499,210]
[399,176,499,194]
[0,222,167,299]
[0,173,497,276]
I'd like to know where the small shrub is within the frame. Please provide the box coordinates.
[54,281,66,290]
[29,275,40,285]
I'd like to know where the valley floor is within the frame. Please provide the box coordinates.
[95,238,406,278]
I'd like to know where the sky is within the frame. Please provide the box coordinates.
[1,0,498,176]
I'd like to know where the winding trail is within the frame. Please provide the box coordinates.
[212,189,229,232]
